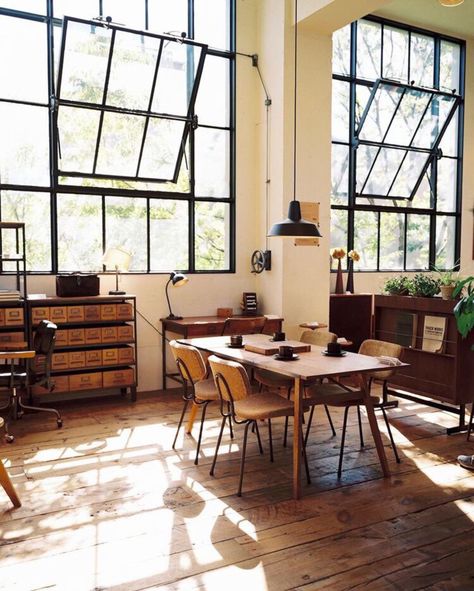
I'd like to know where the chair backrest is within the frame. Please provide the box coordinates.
[221,316,266,336]
[169,340,207,385]
[32,320,57,391]
[358,339,403,379]
[301,330,338,347]
[208,355,252,404]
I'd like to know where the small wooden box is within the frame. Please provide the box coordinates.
[68,328,85,346]
[32,375,69,395]
[69,351,86,369]
[217,307,233,318]
[243,340,311,356]
[0,309,5,326]
[50,306,67,324]
[0,331,24,344]
[84,305,101,321]
[102,348,119,366]
[31,307,49,324]
[117,325,134,342]
[69,372,102,391]
[52,352,69,370]
[103,368,134,388]
[85,327,102,344]
[118,346,135,364]
[85,350,102,367]
[100,304,117,321]
[67,306,85,323]
[55,329,68,347]
[101,326,118,343]
[116,303,133,320]
[5,308,24,326]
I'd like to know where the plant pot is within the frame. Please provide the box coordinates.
[440,284,456,301]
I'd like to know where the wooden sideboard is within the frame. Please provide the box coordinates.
[329,294,373,352]
[374,294,474,433]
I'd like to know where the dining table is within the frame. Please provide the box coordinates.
[178,333,407,499]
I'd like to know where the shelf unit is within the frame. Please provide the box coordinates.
[27,295,137,402]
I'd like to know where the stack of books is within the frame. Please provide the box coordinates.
[0,289,21,301]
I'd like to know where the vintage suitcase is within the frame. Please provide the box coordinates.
[56,274,100,297]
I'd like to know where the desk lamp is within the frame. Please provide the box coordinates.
[165,271,188,320]
[102,247,131,295]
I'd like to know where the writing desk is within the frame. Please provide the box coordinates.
[160,315,283,389]
[178,334,406,499]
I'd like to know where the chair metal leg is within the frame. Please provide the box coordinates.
[304,405,316,447]
[283,416,289,448]
[324,405,336,437]
[172,399,189,449]
[357,405,365,448]
[302,434,311,485]
[467,406,473,442]
[254,420,264,454]
[18,396,63,428]
[238,422,251,496]
[380,406,401,463]
[194,401,209,466]
[338,406,350,478]
[210,415,227,476]
[228,413,234,439]
[0,460,21,507]
[268,419,274,462]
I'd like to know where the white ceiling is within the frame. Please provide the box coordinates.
[374,0,474,39]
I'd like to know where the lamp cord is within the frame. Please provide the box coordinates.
[293,0,298,203]
[136,307,171,343]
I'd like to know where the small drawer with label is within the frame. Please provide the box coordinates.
[67,306,85,323]
[103,368,134,388]
[51,352,69,370]
[85,327,102,344]
[32,375,69,395]
[69,351,86,369]
[5,308,24,326]
[85,350,102,367]
[100,304,117,321]
[0,331,24,344]
[31,307,49,324]
[50,307,67,324]
[101,326,118,343]
[118,346,135,364]
[117,325,134,342]
[0,309,5,326]
[84,305,101,321]
[102,348,119,365]
[116,303,133,320]
[68,328,85,346]
[69,372,102,391]
[55,329,68,347]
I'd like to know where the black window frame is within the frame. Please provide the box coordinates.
[331,15,465,272]
[0,0,236,275]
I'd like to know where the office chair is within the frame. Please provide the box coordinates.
[0,320,62,443]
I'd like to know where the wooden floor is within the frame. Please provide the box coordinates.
[0,390,473,591]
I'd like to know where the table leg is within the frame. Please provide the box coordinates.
[162,327,167,390]
[186,402,199,434]
[293,377,303,499]
[357,373,390,477]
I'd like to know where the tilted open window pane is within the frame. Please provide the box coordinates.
[56,17,207,184]
[356,79,460,200]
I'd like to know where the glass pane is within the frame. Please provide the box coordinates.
[195,128,229,198]
[331,144,349,205]
[413,93,457,149]
[0,103,50,186]
[383,26,408,82]
[440,40,461,93]
[139,118,186,180]
[0,16,48,103]
[406,214,429,269]
[332,80,349,142]
[195,202,229,270]
[437,157,457,212]
[389,151,430,199]
[358,83,404,143]
[355,84,372,126]
[410,33,434,88]
[152,42,203,116]
[54,0,99,19]
[57,106,101,173]
[435,216,456,269]
[59,20,113,103]
[0,191,51,271]
[107,32,161,110]
[150,199,188,271]
[0,1,45,13]
[439,112,458,157]
[57,194,102,271]
[102,0,146,29]
[353,211,378,270]
[194,0,230,50]
[358,147,405,197]
[332,25,350,76]
[96,112,145,177]
[356,20,381,81]
[384,89,431,146]
[330,209,347,258]
[148,0,188,36]
[105,197,147,271]
[195,55,229,127]
[379,213,404,270]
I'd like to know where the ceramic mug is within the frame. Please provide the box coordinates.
[230,334,243,346]
[279,345,294,358]
[327,342,342,355]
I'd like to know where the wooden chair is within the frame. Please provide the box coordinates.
[254,329,339,444]
[0,417,21,507]
[304,339,403,477]
[221,316,266,336]
[208,355,310,496]
[169,340,232,465]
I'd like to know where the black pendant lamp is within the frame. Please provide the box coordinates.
[268,0,322,238]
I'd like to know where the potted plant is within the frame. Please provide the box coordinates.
[382,275,410,296]
[433,267,459,301]
[407,273,440,298]
[453,276,474,341]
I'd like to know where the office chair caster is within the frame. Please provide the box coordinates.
[57,419,63,428]
[4,433,14,444]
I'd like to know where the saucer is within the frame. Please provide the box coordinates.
[226,343,244,349]
[269,338,285,342]
[274,353,299,361]
[322,350,347,357]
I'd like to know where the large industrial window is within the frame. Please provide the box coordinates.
[0,0,235,273]
[331,17,464,271]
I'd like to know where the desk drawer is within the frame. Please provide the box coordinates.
[187,323,221,337]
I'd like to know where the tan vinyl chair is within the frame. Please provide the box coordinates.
[304,339,403,477]
[208,355,310,496]
[254,330,339,443]
[169,340,232,465]
[0,418,21,507]
[221,316,266,336]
